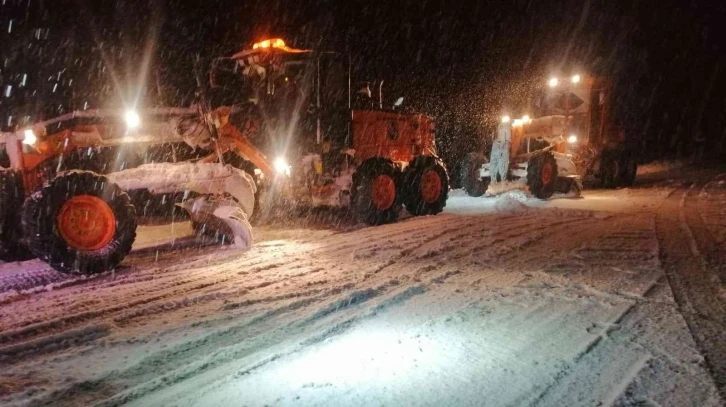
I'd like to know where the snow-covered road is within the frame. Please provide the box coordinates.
[1,168,725,407]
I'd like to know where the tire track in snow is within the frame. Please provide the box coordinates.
[656,183,726,398]
[5,216,523,330]
[97,267,464,407]
[5,214,556,404]
[500,211,679,405]
[27,266,458,407]
[0,262,66,294]
[0,217,484,357]
[688,180,726,288]
[533,214,662,296]
[0,208,596,406]
[2,218,473,341]
[0,213,517,302]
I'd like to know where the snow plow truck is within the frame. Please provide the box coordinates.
[461,73,638,199]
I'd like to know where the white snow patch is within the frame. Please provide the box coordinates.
[637,159,687,175]
[107,162,256,218]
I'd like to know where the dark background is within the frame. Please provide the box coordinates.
[1,0,724,172]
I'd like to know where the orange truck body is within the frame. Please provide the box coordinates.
[351,110,436,164]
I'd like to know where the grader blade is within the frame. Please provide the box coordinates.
[177,196,253,249]
[107,162,256,249]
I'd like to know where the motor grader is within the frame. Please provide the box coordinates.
[460,73,638,199]
[0,108,259,274]
[207,38,450,225]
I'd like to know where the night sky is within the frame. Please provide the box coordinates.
[1,0,724,169]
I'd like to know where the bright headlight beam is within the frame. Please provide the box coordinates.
[501,115,511,123]
[567,134,578,144]
[22,129,37,145]
[124,110,141,129]
[571,74,581,84]
[274,157,291,176]
[548,77,559,87]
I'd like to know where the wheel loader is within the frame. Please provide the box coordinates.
[460,74,638,199]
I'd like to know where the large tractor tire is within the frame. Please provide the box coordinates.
[527,152,558,200]
[600,152,619,189]
[403,156,450,216]
[22,171,137,274]
[0,169,27,259]
[352,158,402,225]
[460,152,489,197]
[555,176,582,197]
[601,149,638,188]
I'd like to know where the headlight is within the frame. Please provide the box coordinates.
[274,157,291,176]
[548,77,559,87]
[567,134,578,144]
[22,129,37,145]
[124,110,141,129]
[571,74,581,84]
[501,115,511,123]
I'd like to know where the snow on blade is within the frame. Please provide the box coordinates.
[107,162,256,250]
[107,162,257,219]
[178,197,253,250]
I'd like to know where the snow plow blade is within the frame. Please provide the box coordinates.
[177,196,253,249]
[107,162,256,250]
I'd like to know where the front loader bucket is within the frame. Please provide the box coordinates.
[178,196,253,250]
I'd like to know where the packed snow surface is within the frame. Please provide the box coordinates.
[1,166,724,406]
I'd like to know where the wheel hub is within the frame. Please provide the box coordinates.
[371,175,396,210]
[420,170,442,203]
[57,195,116,251]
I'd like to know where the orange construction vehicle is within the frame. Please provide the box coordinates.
[0,108,258,273]
[461,73,638,198]
[209,38,449,224]
[0,37,449,274]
